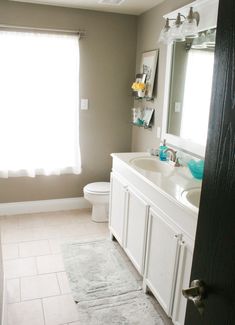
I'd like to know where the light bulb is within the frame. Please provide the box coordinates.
[158,18,172,44]
[170,14,185,42]
[182,7,199,39]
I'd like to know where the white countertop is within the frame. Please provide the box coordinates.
[111,152,202,214]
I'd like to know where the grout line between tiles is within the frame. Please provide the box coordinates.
[4,270,66,280]
[55,273,62,295]
[15,292,65,303]
[40,298,46,325]
[17,243,20,259]
[19,277,22,302]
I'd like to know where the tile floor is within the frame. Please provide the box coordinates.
[1,209,172,325]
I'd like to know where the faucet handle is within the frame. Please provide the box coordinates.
[148,148,159,157]
[174,157,181,167]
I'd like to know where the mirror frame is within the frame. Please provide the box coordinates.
[161,0,219,157]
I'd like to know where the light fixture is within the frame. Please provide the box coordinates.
[169,13,185,42]
[159,7,200,44]
[181,7,200,39]
[158,18,171,44]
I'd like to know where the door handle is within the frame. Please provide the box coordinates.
[182,279,206,315]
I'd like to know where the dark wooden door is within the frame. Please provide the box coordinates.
[185,0,235,324]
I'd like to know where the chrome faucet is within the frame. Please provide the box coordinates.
[164,148,177,162]
[164,148,181,167]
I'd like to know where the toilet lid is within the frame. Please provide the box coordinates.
[84,182,110,194]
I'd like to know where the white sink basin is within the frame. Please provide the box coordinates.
[181,188,201,211]
[129,157,173,176]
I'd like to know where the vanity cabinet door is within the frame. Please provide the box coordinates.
[172,235,194,325]
[144,209,181,316]
[109,173,128,246]
[124,188,149,275]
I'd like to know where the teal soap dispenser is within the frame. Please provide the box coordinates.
[159,139,168,161]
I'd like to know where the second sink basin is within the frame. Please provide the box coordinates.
[129,157,173,176]
[181,188,201,211]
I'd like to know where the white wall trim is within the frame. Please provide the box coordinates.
[0,197,91,216]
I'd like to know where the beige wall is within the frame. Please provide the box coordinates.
[131,0,192,152]
[0,0,137,203]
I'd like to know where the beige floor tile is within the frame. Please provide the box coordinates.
[44,210,90,223]
[19,213,45,229]
[58,223,89,239]
[37,254,65,274]
[18,227,49,242]
[21,274,60,300]
[44,225,63,239]
[43,294,79,325]
[48,239,63,254]
[2,243,19,260]
[41,211,80,226]
[19,240,51,257]
[57,272,71,294]
[6,278,20,303]
[67,210,92,224]
[85,222,109,236]
[4,257,37,279]
[1,228,20,244]
[68,208,91,216]
[0,215,19,231]
[8,299,44,325]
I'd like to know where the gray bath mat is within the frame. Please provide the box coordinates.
[62,240,141,303]
[76,291,164,325]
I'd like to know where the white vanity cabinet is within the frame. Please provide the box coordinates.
[172,234,194,325]
[144,207,194,323]
[109,172,128,246]
[124,188,149,275]
[144,208,182,315]
[109,153,198,325]
[109,172,149,275]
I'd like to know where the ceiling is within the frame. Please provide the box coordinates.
[9,0,165,15]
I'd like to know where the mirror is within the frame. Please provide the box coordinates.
[162,0,219,157]
[167,29,216,147]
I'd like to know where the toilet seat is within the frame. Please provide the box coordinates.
[84,182,110,195]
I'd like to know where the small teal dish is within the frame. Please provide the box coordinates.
[187,159,204,180]
[135,118,144,126]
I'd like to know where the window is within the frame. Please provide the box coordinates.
[0,30,81,177]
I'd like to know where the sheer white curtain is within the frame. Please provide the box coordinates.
[0,30,81,177]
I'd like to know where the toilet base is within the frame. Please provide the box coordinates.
[92,204,109,223]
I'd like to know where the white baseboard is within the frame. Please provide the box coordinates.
[0,197,91,216]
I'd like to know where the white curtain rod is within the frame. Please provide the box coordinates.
[0,24,86,38]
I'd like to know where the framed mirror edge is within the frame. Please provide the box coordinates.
[161,0,219,158]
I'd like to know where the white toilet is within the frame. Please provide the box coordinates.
[83,182,110,222]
